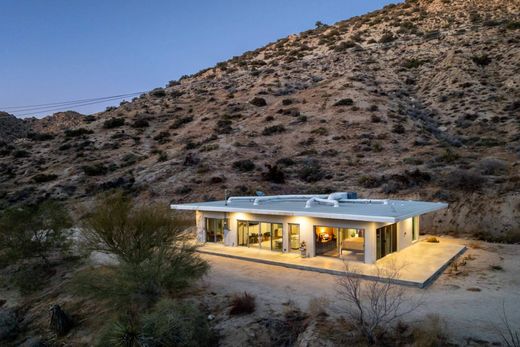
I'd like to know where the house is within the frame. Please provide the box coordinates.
[170,192,448,264]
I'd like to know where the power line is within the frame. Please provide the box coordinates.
[1,92,144,111]
[14,97,141,117]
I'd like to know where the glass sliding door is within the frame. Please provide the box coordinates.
[260,223,271,249]
[412,216,419,242]
[237,220,283,252]
[376,223,397,260]
[247,222,260,248]
[237,221,248,247]
[205,218,225,243]
[271,223,283,252]
[289,224,300,253]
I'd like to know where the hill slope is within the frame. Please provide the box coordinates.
[1,0,519,239]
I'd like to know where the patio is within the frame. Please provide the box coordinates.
[197,238,466,288]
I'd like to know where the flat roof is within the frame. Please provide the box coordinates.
[170,196,448,223]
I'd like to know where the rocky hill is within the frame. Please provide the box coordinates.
[1,0,519,240]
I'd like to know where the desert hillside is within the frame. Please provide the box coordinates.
[1,0,519,239]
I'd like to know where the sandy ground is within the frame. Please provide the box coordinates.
[198,236,520,345]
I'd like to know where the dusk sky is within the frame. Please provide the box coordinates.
[0,0,399,118]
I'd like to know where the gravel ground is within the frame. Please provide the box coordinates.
[199,237,520,345]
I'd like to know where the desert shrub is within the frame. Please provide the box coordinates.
[82,163,108,176]
[506,21,520,30]
[74,192,207,309]
[276,157,295,166]
[379,32,396,43]
[334,98,354,106]
[103,117,125,129]
[358,175,381,188]
[250,97,267,107]
[141,299,214,346]
[311,127,328,136]
[299,159,323,183]
[282,98,293,105]
[131,118,149,128]
[98,299,213,347]
[32,173,58,183]
[337,265,421,345]
[412,314,450,347]
[371,114,382,123]
[64,128,93,138]
[229,292,256,315]
[263,164,285,183]
[402,58,428,69]
[171,116,193,129]
[154,131,170,144]
[478,158,507,175]
[392,123,405,134]
[214,119,233,134]
[471,54,492,66]
[262,124,286,136]
[12,149,30,158]
[28,132,55,141]
[436,148,459,163]
[444,170,486,191]
[0,200,72,268]
[150,88,166,97]
[233,159,255,172]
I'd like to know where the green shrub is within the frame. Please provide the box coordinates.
[0,200,72,268]
[471,54,492,66]
[103,117,125,129]
[170,116,193,129]
[333,98,354,106]
[141,299,214,346]
[444,170,485,191]
[262,124,286,136]
[32,173,58,183]
[74,192,207,309]
[403,58,428,69]
[233,159,255,172]
[262,164,285,184]
[250,97,267,107]
[64,128,93,138]
[131,118,149,128]
[82,163,108,176]
[12,149,30,158]
[299,160,323,183]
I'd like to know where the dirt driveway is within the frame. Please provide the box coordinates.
[199,237,520,345]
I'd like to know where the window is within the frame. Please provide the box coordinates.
[205,218,226,243]
[237,220,283,251]
[412,216,419,242]
[289,224,300,253]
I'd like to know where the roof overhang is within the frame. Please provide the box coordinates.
[170,202,448,224]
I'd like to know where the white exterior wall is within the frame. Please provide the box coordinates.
[195,211,420,264]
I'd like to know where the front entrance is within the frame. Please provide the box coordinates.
[376,223,397,260]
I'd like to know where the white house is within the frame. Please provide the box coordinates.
[170,192,448,264]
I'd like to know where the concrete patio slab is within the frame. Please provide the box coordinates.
[197,238,466,288]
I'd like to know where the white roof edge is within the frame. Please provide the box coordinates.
[171,204,397,223]
[170,201,448,224]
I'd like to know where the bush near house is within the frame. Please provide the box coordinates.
[73,192,208,312]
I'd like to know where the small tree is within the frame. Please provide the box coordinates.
[75,192,208,309]
[0,201,72,267]
[336,264,421,345]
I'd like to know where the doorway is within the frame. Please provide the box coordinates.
[289,224,300,253]
[376,223,397,260]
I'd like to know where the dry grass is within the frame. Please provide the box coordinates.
[229,292,256,315]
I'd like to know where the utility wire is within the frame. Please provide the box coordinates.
[9,95,139,114]
[14,97,141,117]
[1,92,144,111]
